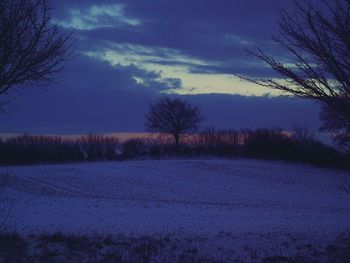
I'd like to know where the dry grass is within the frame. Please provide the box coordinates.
[0,231,349,263]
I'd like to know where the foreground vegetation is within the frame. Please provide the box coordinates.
[0,128,347,169]
[0,231,349,263]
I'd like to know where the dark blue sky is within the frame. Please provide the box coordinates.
[0,0,322,134]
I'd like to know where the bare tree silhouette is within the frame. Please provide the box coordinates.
[0,0,75,109]
[146,97,204,151]
[239,0,350,147]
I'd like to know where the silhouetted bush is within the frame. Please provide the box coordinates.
[191,128,240,156]
[121,139,147,159]
[241,129,292,159]
[289,137,341,166]
[241,128,344,167]
[76,135,119,161]
[0,129,347,169]
[0,134,120,165]
[0,135,83,164]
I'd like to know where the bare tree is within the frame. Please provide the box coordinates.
[0,0,74,108]
[239,0,350,147]
[145,97,204,151]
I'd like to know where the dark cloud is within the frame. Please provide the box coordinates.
[0,1,323,135]
[187,94,321,131]
[0,54,321,134]
[51,55,182,92]
[0,89,321,134]
[53,0,294,78]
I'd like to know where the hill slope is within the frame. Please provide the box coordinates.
[1,158,349,237]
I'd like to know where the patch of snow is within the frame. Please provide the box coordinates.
[1,159,349,243]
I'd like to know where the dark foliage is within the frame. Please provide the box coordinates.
[119,128,348,169]
[0,135,83,164]
[241,129,342,167]
[191,127,240,156]
[0,134,119,165]
[121,139,147,159]
[0,232,27,262]
[0,231,349,263]
[0,129,348,169]
[76,134,119,161]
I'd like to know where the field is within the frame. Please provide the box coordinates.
[1,158,350,262]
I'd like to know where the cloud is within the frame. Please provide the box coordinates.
[53,0,294,84]
[0,1,323,135]
[54,54,182,92]
[0,55,321,134]
[57,4,141,30]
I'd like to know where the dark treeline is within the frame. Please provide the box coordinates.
[123,128,346,168]
[0,129,348,169]
[0,134,120,164]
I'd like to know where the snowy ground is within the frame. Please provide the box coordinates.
[1,158,350,261]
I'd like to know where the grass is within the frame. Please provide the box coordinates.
[0,231,349,263]
[0,232,28,262]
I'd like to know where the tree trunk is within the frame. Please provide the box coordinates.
[174,134,180,153]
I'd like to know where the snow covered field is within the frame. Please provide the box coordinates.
[1,158,350,261]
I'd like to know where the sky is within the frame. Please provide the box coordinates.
[0,0,322,134]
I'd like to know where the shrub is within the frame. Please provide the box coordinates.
[122,139,147,158]
[0,134,119,164]
[192,128,240,156]
[241,129,292,160]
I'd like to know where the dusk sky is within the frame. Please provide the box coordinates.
[0,0,321,134]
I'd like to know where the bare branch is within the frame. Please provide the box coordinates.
[236,0,350,149]
[0,0,75,108]
[145,97,204,150]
